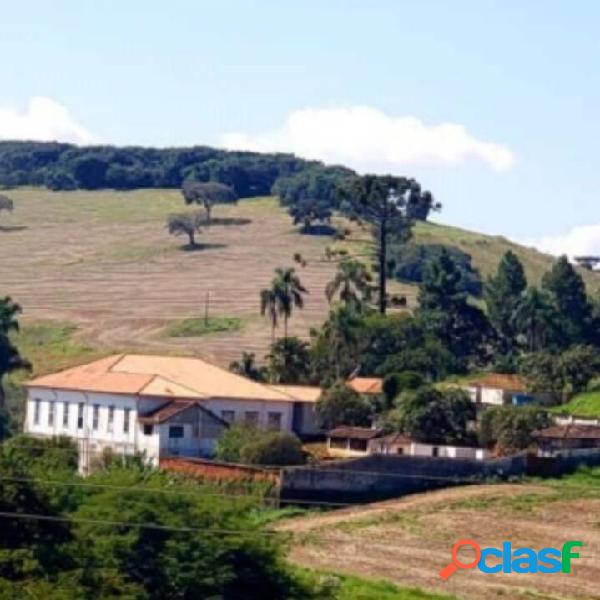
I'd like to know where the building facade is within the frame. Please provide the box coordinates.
[24,354,322,472]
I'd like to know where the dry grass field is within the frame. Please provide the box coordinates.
[1,189,339,370]
[278,481,600,600]
[2,188,598,376]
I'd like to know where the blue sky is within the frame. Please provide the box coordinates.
[2,1,599,253]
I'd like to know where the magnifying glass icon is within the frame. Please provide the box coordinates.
[439,539,482,580]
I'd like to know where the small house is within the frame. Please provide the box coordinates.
[534,424,600,457]
[467,373,532,407]
[326,428,490,460]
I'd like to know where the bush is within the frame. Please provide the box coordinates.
[316,382,374,429]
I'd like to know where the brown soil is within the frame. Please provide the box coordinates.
[277,484,600,600]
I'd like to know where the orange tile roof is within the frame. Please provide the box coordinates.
[269,385,322,403]
[535,424,600,440]
[138,400,227,425]
[26,354,310,403]
[347,377,383,395]
[469,373,527,392]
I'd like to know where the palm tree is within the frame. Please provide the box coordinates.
[0,296,21,335]
[325,260,372,311]
[229,352,266,382]
[511,287,557,352]
[260,268,308,340]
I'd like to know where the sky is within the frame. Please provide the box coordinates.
[1,0,599,256]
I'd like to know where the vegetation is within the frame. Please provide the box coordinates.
[164,316,243,338]
[325,260,373,312]
[166,210,204,247]
[316,382,373,429]
[0,194,13,216]
[266,337,312,384]
[229,352,267,382]
[479,405,551,454]
[181,180,237,222]
[0,435,320,598]
[551,390,600,417]
[288,198,333,234]
[215,423,305,466]
[260,267,308,340]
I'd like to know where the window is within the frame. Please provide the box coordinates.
[221,410,235,424]
[349,438,368,452]
[396,447,404,455]
[107,405,115,433]
[33,399,41,425]
[169,425,185,439]
[123,408,131,434]
[143,424,154,436]
[244,411,259,426]
[92,404,100,431]
[329,437,347,450]
[432,447,439,458]
[77,403,84,429]
[267,411,282,431]
[62,401,69,428]
[48,401,55,427]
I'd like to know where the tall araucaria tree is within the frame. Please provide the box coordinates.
[340,175,435,314]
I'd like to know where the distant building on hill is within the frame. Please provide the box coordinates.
[466,373,534,407]
[24,354,322,473]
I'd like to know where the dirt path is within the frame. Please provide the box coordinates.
[277,484,600,600]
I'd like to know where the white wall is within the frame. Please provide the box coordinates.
[203,398,294,432]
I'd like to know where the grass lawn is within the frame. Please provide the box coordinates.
[298,570,461,600]
[163,316,244,338]
[550,391,600,418]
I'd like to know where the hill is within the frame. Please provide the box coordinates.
[2,188,599,376]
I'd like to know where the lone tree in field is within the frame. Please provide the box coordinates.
[181,181,237,222]
[0,195,13,219]
[260,268,308,340]
[288,198,333,234]
[340,175,434,314]
[167,211,204,248]
[0,296,30,408]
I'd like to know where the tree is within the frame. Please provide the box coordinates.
[0,297,30,408]
[519,351,564,403]
[0,195,13,217]
[392,386,475,445]
[265,337,311,384]
[288,198,333,233]
[166,211,204,247]
[512,287,559,352]
[542,255,594,346]
[240,431,305,466]
[485,251,527,354]
[181,180,237,222]
[260,268,307,339]
[229,352,267,382]
[382,371,424,407]
[325,260,373,312]
[479,405,551,455]
[417,249,491,366]
[316,381,373,429]
[341,175,433,314]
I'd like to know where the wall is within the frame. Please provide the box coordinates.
[281,454,527,504]
[202,398,294,432]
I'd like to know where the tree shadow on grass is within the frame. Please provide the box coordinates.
[180,242,228,252]
[206,217,252,227]
[299,224,337,236]
[0,225,27,233]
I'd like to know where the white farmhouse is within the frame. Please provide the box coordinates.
[24,354,322,472]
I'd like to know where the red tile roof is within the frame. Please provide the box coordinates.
[347,377,383,395]
[535,424,600,440]
[470,373,527,392]
[328,426,382,440]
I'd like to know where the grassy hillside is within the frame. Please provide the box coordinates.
[2,188,599,374]
[551,391,600,418]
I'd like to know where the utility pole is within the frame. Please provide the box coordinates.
[204,291,210,325]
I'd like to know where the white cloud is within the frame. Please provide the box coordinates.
[220,105,514,172]
[532,224,600,259]
[0,97,95,144]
